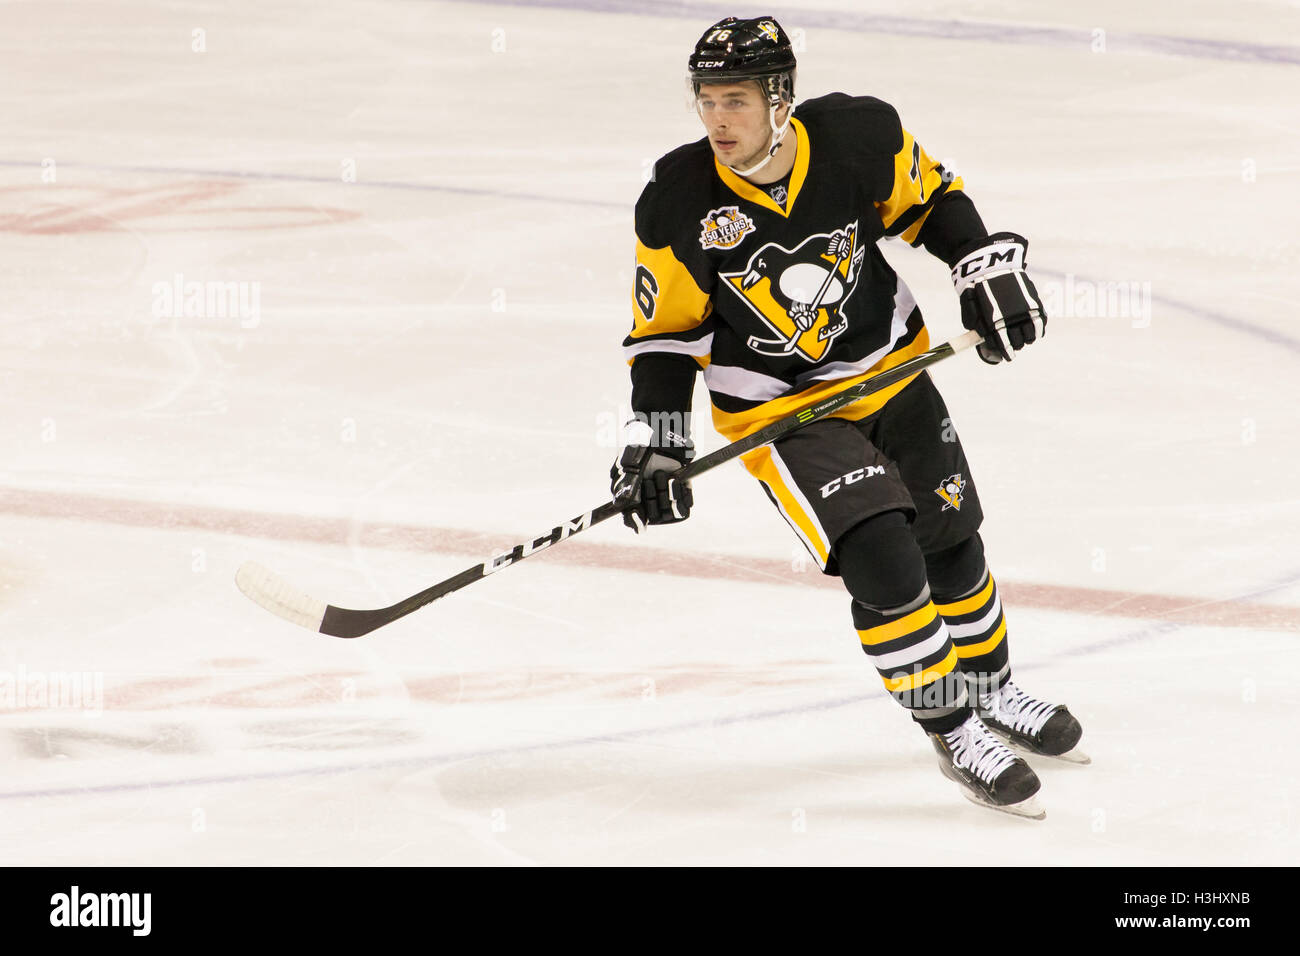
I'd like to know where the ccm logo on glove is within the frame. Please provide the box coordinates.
[953,242,1024,278]
[950,232,1047,365]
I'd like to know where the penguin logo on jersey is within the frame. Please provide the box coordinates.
[721,221,865,362]
[699,206,756,250]
[935,473,966,511]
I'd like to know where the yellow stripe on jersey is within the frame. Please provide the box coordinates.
[713,117,811,219]
[881,646,959,693]
[741,444,831,565]
[934,574,996,617]
[856,602,939,646]
[876,127,964,244]
[953,618,1007,659]
[711,326,932,443]
[627,238,713,354]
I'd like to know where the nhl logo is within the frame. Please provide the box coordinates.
[769,184,787,206]
[935,473,966,511]
[699,206,756,250]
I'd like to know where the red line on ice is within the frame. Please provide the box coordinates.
[3,487,1296,633]
[0,181,359,233]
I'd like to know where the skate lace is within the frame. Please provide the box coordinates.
[981,681,1058,736]
[942,716,1018,784]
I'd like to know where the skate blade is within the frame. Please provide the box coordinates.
[959,788,1046,820]
[1050,748,1091,765]
[1009,742,1092,766]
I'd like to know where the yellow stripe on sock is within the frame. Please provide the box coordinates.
[881,646,958,693]
[953,617,1007,659]
[857,602,938,646]
[935,575,996,617]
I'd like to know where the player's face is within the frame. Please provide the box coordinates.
[695,82,774,168]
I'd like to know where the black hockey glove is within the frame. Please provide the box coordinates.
[950,232,1047,365]
[609,420,693,533]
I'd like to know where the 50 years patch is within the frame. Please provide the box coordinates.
[699,206,756,250]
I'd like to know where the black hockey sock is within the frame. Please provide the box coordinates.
[927,535,1011,696]
[840,513,967,716]
[837,510,927,607]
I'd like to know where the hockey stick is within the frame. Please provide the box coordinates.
[236,322,994,638]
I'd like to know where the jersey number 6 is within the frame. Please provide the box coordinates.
[908,141,926,203]
[634,265,659,321]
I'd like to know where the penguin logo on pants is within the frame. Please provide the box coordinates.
[935,473,966,511]
[721,221,864,362]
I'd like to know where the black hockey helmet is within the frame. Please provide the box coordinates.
[688,16,796,105]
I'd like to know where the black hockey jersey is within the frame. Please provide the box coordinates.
[624,93,983,444]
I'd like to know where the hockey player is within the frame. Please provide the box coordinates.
[610,16,1085,818]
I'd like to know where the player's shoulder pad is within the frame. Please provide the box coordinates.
[795,92,905,156]
[636,138,715,246]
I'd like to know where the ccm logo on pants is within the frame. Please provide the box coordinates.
[820,465,885,498]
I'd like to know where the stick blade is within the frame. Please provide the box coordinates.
[235,561,328,632]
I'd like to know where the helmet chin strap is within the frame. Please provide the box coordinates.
[727,102,794,178]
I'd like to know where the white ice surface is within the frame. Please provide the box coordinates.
[1,0,1298,865]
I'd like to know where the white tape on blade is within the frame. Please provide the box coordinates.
[235,562,328,631]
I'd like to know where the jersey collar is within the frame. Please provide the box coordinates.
[713,116,809,219]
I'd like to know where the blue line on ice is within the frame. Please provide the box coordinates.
[0,619,1168,801]
[1,158,1293,353]
[490,0,1300,66]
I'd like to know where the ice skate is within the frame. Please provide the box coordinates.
[976,681,1090,764]
[929,712,1045,819]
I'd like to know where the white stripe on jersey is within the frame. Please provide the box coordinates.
[623,332,714,361]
